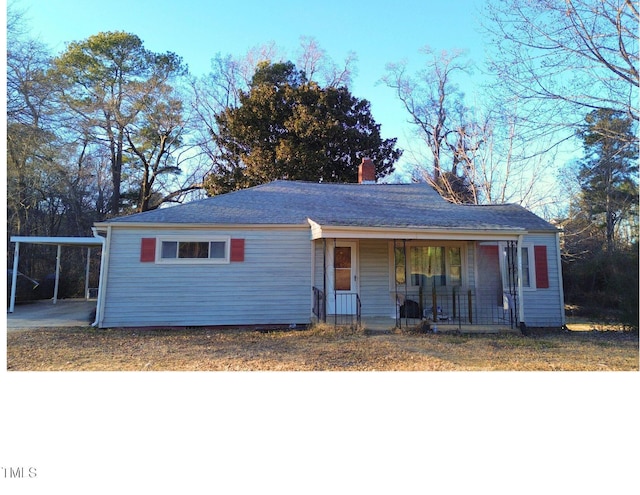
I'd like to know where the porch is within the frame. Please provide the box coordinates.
[311,235,526,332]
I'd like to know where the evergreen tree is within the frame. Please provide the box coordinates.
[577,109,638,252]
[205,61,401,194]
[49,32,188,214]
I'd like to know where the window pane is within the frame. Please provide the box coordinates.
[334,247,351,269]
[448,247,462,286]
[161,241,177,259]
[178,242,209,258]
[394,247,406,285]
[410,247,427,286]
[450,266,461,285]
[411,246,444,286]
[335,268,351,291]
[210,241,226,259]
[448,247,461,266]
[522,247,530,287]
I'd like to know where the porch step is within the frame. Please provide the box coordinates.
[360,317,520,335]
[431,324,521,335]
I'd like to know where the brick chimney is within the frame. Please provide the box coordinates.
[358,157,376,184]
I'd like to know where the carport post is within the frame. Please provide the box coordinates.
[9,241,20,313]
[53,244,62,304]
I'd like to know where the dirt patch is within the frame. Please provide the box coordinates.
[6,325,638,371]
[565,319,628,332]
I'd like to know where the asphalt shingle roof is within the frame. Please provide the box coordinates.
[105,180,557,232]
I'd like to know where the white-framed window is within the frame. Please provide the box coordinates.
[392,242,464,288]
[156,236,230,264]
[501,242,536,290]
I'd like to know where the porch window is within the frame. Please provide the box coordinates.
[503,244,532,288]
[394,244,463,287]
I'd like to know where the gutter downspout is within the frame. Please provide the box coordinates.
[53,244,62,304]
[91,226,109,327]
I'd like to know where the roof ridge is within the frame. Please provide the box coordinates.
[100,178,556,231]
[237,179,438,186]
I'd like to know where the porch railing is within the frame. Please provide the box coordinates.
[315,286,516,329]
[331,293,361,327]
[312,287,361,327]
[312,286,326,322]
[396,287,519,329]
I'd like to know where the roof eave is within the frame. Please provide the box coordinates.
[9,236,104,246]
[307,222,528,241]
[93,221,309,230]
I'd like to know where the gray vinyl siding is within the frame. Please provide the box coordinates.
[522,233,564,327]
[100,227,312,328]
[359,240,392,317]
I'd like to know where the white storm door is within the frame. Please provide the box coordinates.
[327,242,359,315]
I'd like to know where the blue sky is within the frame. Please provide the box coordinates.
[13,0,487,170]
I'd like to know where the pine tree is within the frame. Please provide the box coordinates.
[578,109,638,252]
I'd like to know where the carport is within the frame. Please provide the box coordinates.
[8,236,105,314]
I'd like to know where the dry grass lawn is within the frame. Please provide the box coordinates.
[6,323,639,371]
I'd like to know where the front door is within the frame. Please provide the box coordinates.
[327,242,358,315]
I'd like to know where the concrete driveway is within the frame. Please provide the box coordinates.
[6,299,96,331]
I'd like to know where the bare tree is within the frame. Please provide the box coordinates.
[6,2,59,236]
[384,46,560,207]
[296,36,357,88]
[484,0,639,144]
[475,99,562,210]
[384,47,495,203]
[121,81,208,212]
[384,47,469,182]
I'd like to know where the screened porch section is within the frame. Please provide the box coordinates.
[390,240,520,328]
[312,238,524,331]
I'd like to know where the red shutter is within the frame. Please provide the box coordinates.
[534,245,549,289]
[140,238,156,262]
[230,238,244,262]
